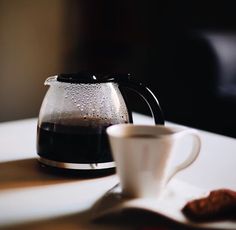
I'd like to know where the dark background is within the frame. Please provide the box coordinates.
[1,0,236,138]
[64,0,236,137]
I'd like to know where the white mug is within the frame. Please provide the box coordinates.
[106,124,201,198]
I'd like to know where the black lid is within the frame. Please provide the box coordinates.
[57,72,132,83]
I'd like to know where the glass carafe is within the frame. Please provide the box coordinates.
[37,73,164,173]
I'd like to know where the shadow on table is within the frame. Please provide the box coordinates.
[0,158,85,190]
[2,209,205,230]
[93,209,215,230]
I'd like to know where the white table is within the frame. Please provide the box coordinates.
[0,113,236,229]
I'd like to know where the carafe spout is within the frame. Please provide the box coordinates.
[44,76,57,86]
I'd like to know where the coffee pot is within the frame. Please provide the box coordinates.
[37,72,164,173]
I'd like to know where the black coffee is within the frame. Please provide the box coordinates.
[37,121,117,164]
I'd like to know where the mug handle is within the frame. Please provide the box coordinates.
[166,129,201,183]
[118,75,165,125]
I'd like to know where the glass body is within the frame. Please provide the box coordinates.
[36,74,164,173]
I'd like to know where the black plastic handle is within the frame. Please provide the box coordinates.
[117,76,165,125]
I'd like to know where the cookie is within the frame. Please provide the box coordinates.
[182,189,236,221]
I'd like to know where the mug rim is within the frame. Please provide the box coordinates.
[106,124,178,138]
